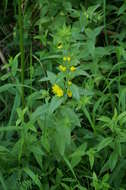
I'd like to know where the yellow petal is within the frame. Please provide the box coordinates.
[67,56,71,62]
[70,66,76,72]
[59,65,66,72]
[52,84,63,97]
[63,56,67,61]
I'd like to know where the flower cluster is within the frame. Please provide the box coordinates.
[52,84,63,97]
[52,51,77,98]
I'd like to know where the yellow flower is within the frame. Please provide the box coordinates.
[63,56,67,61]
[68,80,72,85]
[67,90,72,98]
[59,65,66,72]
[52,84,64,97]
[70,66,76,72]
[67,56,71,62]
[57,43,63,49]
[63,56,71,62]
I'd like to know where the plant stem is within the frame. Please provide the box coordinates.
[18,0,25,107]
[103,0,108,45]
[30,44,33,95]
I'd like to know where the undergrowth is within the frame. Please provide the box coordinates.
[0,0,126,189]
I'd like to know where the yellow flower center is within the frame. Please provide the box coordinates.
[52,84,64,97]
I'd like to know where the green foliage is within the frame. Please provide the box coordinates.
[0,0,126,189]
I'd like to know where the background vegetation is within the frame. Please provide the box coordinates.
[0,0,126,189]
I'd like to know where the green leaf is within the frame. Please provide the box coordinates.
[56,168,63,184]
[87,148,95,169]
[0,72,11,81]
[41,135,50,153]
[8,91,21,125]
[31,104,48,121]
[0,84,14,93]
[0,172,7,190]
[118,3,126,15]
[60,106,81,127]
[47,71,57,84]
[94,26,103,37]
[31,145,44,168]
[55,122,71,156]
[49,96,64,113]
[0,126,21,132]
[118,111,126,125]
[110,159,126,187]
[71,156,82,169]
[96,137,113,152]
[74,185,87,190]
[109,150,118,171]
[71,84,80,100]
[70,143,87,158]
[102,173,109,183]
[11,53,20,77]
[18,135,24,162]
[0,146,9,153]
[70,143,87,168]
[26,122,37,132]
[72,69,89,78]
[98,116,111,123]
[23,168,41,188]
[87,39,95,58]
[87,4,100,17]
[61,183,70,190]
[82,106,95,131]
[63,156,77,180]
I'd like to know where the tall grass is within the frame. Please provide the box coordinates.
[18,0,25,107]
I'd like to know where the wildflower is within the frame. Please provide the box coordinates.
[67,90,72,98]
[59,65,66,72]
[67,56,71,62]
[63,56,67,61]
[70,66,76,72]
[68,80,72,85]
[52,84,63,97]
